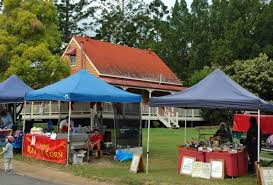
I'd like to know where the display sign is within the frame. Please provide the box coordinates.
[23,134,67,164]
[260,167,273,185]
[180,156,196,175]
[200,163,212,179]
[191,162,211,179]
[129,154,145,173]
[210,160,224,179]
[192,161,203,178]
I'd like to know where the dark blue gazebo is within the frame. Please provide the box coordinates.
[0,74,32,103]
[146,69,273,172]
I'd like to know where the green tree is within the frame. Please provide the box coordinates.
[188,0,211,71]
[160,0,190,80]
[95,0,153,47]
[185,66,214,86]
[54,0,97,43]
[0,0,70,88]
[225,54,273,101]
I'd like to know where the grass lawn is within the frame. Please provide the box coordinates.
[12,128,268,185]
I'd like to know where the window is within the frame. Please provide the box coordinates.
[70,55,77,66]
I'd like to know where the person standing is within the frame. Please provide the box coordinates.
[0,136,14,172]
[245,116,260,175]
[59,116,74,133]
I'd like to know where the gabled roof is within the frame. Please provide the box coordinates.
[0,74,33,103]
[73,36,181,86]
[150,69,273,111]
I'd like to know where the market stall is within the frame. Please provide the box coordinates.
[24,69,142,164]
[149,69,273,175]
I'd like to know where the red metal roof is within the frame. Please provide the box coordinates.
[73,36,182,85]
[101,76,185,92]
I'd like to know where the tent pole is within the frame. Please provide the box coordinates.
[13,103,16,124]
[184,110,187,144]
[21,101,26,154]
[257,109,261,165]
[57,101,61,133]
[146,106,151,174]
[23,101,26,132]
[67,101,72,165]
[90,107,94,130]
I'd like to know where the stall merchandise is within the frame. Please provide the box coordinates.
[178,147,248,177]
[149,69,273,175]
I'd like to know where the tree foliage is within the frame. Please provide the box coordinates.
[54,0,97,43]
[0,0,70,88]
[225,54,273,101]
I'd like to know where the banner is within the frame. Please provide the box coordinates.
[23,134,67,164]
[233,114,273,134]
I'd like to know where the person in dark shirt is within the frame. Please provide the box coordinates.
[245,116,261,175]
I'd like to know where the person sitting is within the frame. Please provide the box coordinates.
[214,122,229,142]
[89,129,104,158]
[1,108,13,129]
[59,116,74,133]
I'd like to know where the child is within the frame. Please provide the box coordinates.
[0,136,14,172]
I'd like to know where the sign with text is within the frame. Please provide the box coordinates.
[180,156,196,175]
[191,162,211,179]
[192,161,203,178]
[260,167,273,185]
[129,154,145,173]
[200,163,212,179]
[210,160,224,179]
[23,134,67,164]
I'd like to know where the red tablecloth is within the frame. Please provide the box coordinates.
[233,114,273,134]
[205,151,248,177]
[177,147,248,177]
[177,147,205,172]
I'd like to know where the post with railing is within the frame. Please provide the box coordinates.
[49,101,52,115]
[30,102,34,119]
[176,112,178,126]
[168,112,171,127]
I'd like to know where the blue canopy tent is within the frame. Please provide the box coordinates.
[147,69,273,173]
[0,74,33,123]
[25,69,142,164]
[0,74,33,103]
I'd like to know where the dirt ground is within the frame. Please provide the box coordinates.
[0,158,113,185]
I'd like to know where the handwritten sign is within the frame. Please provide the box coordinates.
[200,163,211,179]
[210,160,224,179]
[129,154,145,173]
[260,167,273,185]
[192,161,203,178]
[180,157,196,175]
[191,162,211,179]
